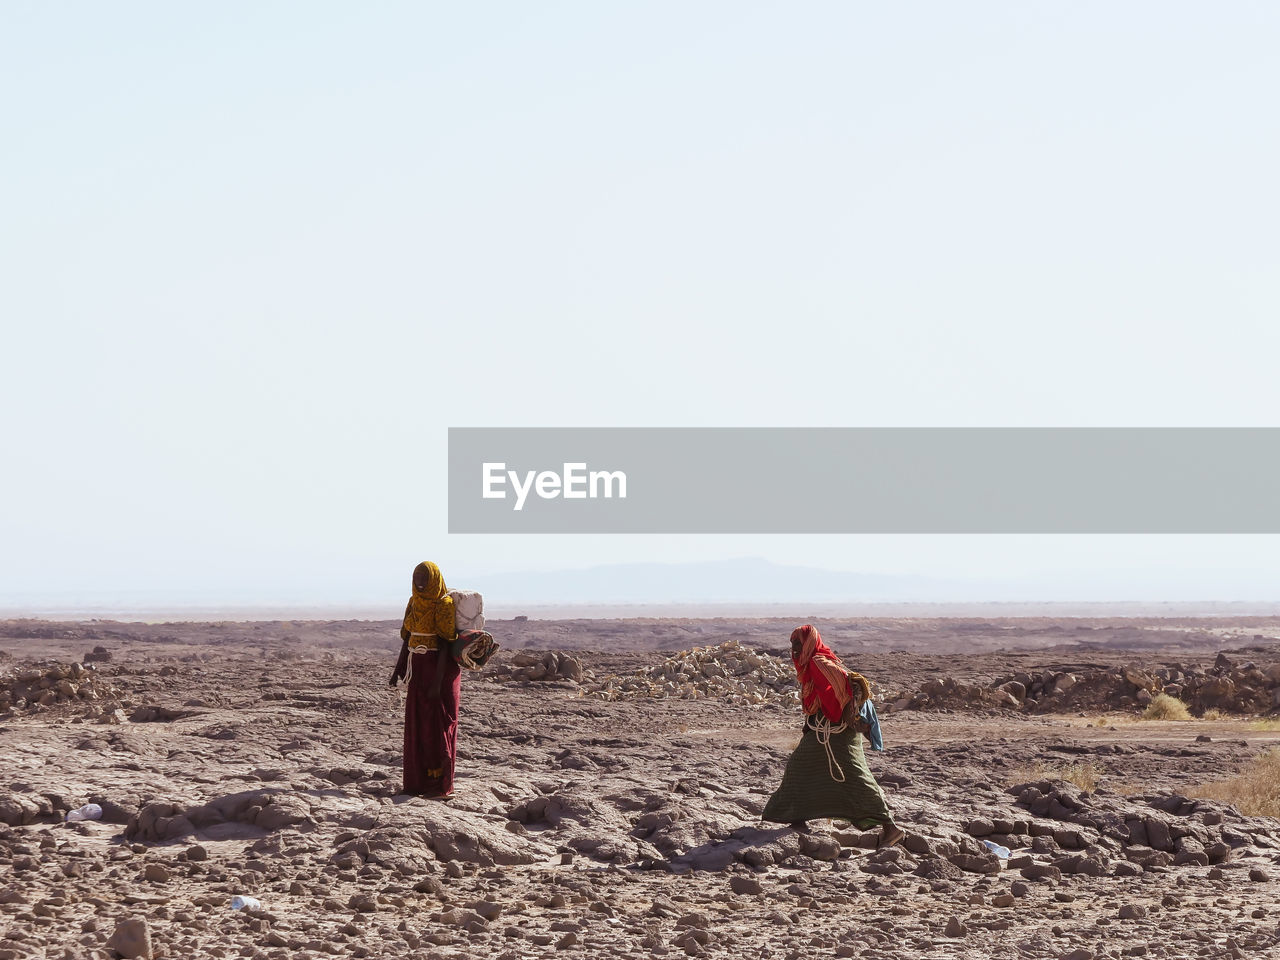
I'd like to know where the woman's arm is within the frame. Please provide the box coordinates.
[841,698,871,734]
[399,599,412,643]
[390,638,409,685]
[390,600,412,685]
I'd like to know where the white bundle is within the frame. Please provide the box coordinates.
[448,589,485,632]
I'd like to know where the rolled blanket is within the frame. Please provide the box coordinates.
[451,629,499,671]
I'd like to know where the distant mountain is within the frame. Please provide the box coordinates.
[466,557,968,605]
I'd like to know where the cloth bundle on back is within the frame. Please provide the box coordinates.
[448,590,485,632]
[762,624,902,848]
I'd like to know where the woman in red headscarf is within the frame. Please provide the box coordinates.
[389,561,459,798]
[763,624,903,847]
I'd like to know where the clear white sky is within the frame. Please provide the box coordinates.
[3,2,1279,609]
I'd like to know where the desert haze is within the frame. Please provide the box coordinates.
[2,614,1279,960]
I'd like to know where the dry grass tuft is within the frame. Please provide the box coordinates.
[1142,693,1192,721]
[1201,708,1224,721]
[1191,749,1280,818]
[1250,718,1280,732]
[1105,780,1143,797]
[1008,760,1104,792]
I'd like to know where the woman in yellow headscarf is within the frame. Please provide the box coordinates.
[389,561,459,797]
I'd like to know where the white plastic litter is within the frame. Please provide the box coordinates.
[65,803,103,823]
[230,896,261,911]
[448,589,485,632]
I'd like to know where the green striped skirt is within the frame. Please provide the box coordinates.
[762,723,893,829]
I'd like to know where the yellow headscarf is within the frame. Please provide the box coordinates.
[402,561,456,641]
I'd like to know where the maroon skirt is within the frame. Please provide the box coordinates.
[403,648,462,797]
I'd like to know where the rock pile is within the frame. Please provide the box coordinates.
[888,676,1022,713]
[888,650,1280,716]
[0,661,116,714]
[583,640,798,706]
[1178,652,1280,714]
[493,650,585,682]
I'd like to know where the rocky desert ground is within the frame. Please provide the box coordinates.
[2,614,1280,960]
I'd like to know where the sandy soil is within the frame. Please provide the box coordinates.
[2,616,1279,960]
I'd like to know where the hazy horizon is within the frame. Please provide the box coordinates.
[4,556,1280,621]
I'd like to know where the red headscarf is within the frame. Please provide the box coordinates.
[791,624,870,723]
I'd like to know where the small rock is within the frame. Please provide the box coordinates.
[944,916,967,937]
[903,833,934,856]
[185,845,208,862]
[413,876,444,897]
[1205,841,1232,864]
[1249,868,1271,882]
[1022,864,1062,882]
[105,917,152,959]
[729,875,762,896]
[143,863,169,883]
[439,908,485,927]
[1118,903,1146,920]
[949,852,1001,874]
[470,900,503,921]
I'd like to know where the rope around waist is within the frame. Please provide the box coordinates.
[408,632,440,651]
[805,712,850,782]
[404,633,442,687]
